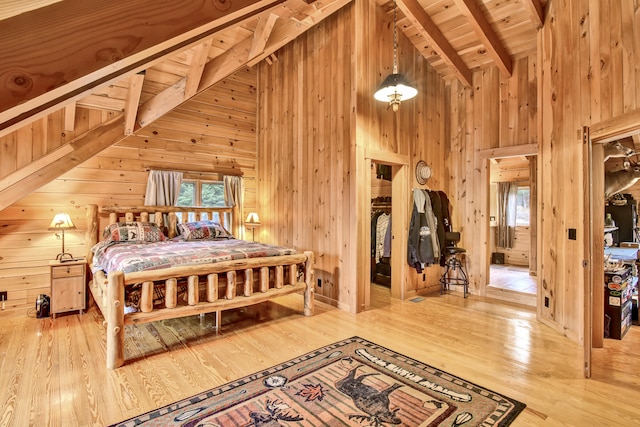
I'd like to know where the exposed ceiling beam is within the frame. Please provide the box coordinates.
[0,0,287,135]
[396,0,473,87]
[249,13,279,60]
[64,103,76,131]
[136,0,351,130]
[184,41,212,99]
[0,115,127,211]
[124,72,145,135]
[453,0,512,77]
[520,0,545,29]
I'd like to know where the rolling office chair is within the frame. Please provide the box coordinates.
[439,231,469,298]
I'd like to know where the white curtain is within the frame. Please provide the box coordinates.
[497,182,518,248]
[223,175,243,236]
[144,170,183,206]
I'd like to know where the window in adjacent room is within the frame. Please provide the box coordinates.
[515,186,530,226]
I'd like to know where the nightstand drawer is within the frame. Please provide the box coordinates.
[52,264,84,278]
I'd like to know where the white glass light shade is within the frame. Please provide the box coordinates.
[374,73,418,111]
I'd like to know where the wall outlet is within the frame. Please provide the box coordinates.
[317,278,322,288]
[0,291,6,301]
[544,296,549,307]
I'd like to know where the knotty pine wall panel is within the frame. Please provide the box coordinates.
[257,8,353,308]
[533,0,640,343]
[0,68,257,312]
[257,2,448,310]
[447,53,538,298]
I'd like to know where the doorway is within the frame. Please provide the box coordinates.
[487,157,538,306]
[360,151,409,312]
[587,109,640,377]
[478,146,539,307]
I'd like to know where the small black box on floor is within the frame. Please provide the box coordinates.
[491,253,505,264]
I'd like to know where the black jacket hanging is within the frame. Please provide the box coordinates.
[407,189,436,272]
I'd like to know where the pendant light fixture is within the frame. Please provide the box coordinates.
[374,0,418,112]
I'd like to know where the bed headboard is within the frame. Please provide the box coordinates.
[85,204,233,263]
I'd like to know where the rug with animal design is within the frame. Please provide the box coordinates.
[110,336,525,427]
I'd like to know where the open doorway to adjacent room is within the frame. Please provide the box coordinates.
[487,155,538,307]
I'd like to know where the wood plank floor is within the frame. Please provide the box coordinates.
[488,264,538,307]
[0,285,639,426]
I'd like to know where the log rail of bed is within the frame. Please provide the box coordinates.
[84,204,315,369]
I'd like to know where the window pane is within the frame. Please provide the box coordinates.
[177,182,196,206]
[201,182,226,207]
[516,187,530,226]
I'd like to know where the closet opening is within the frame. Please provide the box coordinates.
[361,154,409,311]
[371,163,393,295]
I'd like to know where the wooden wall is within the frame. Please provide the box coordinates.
[536,0,640,343]
[447,52,539,296]
[257,1,447,311]
[0,69,258,311]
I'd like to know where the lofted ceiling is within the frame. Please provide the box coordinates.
[0,0,547,137]
[0,0,547,210]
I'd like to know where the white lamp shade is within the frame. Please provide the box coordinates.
[245,212,260,226]
[374,73,418,103]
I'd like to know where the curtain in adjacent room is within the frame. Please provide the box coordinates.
[144,170,183,206]
[223,175,243,237]
[497,181,518,248]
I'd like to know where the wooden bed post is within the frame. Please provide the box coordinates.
[85,204,99,264]
[107,271,125,369]
[303,251,315,316]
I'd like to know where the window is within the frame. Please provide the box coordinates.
[176,180,226,222]
[515,186,530,226]
[177,180,226,207]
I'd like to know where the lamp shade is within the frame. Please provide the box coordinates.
[245,212,260,226]
[374,73,418,111]
[48,212,76,231]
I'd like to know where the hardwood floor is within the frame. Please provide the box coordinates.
[489,264,537,293]
[1,286,639,426]
[488,264,538,307]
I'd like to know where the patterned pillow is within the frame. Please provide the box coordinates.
[103,222,167,242]
[177,220,233,240]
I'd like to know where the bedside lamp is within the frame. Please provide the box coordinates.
[48,212,76,261]
[245,212,260,241]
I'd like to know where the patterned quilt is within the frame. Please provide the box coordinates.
[92,238,297,275]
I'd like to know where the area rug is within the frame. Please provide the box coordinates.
[111,336,525,426]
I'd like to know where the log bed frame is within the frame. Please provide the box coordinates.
[85,204,315,369]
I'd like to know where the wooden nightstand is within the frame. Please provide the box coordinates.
[50,258,86,318]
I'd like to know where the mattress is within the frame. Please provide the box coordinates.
[92,238,297,275]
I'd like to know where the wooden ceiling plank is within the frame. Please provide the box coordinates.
[453,0,512,77]
[396,0,473,87]
[184,41,212,99]
[520,0,545,29]
[249,13,279,60]
[0,115,126,211]
[64,103,76,131]
[0,0,287,134]
[124,72,145,135]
